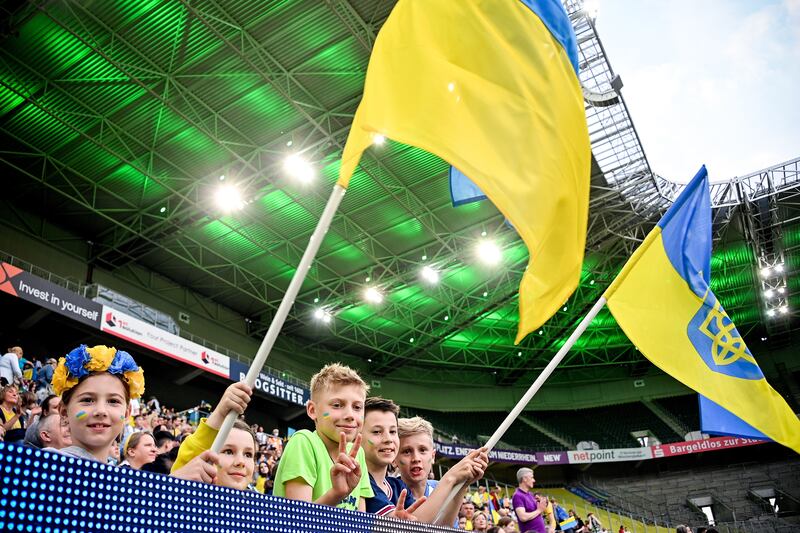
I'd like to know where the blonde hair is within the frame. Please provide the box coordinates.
[398,416,434,442]
[310,363,368,399]
[124,431,155,457]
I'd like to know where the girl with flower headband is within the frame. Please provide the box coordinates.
[51,344,145,462]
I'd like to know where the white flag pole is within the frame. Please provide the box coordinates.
[210,184,347,453]
[433,296,607,522]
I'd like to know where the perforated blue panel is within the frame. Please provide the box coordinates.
[0,443,456,532]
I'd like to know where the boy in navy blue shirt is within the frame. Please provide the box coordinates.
[362,396,490,524]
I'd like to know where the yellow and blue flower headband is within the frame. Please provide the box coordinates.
[52,344,145,399]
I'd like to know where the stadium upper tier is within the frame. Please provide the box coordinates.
[407,395,710,451]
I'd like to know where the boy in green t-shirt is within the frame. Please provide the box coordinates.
[273,363,374,511]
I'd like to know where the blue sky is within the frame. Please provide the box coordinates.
[596,0,800,183]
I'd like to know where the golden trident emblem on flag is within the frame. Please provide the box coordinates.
[699,298,756,366]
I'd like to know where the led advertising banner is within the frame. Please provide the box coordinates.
[0,261,102,328]
[99,305,230,378]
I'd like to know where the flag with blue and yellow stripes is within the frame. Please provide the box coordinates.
[604,166,800,453]
[338,0,591,342]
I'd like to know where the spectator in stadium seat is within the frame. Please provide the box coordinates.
[35,358,57,398]
[0,384,27,443]
[585,513,602,531]
[461,501,477,530]
[0,346,23,386]
[362,397,426,518]
[255,425,268,447]
[473,511,490,532]
[40,394,60,416]
[171,381,257,491]
[363,397,489,523]
[24,412,71,449]
[552,498,573,533]
[675,526,692,533]
[120,431,158,469]
[272,363,373,511]
[512,468,548,533]
[459,516,469,529]
[396,416,440,502]
[154,430,178,454]
[267,427,283,455]
[51,345,144,462]
[473,485,491,508]
[568,510,585,532]
[498,516,518,533]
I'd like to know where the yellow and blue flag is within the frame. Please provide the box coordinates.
[604,166,800,453]
[338,0,591,341]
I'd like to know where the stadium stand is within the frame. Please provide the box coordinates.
[407,407,566,451]
[586,459,800,532]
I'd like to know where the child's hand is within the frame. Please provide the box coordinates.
[206,382,252,430]
[172,450,220,484]
[443,447,489,484]
[393,489,426,521]
[329,432,363,499]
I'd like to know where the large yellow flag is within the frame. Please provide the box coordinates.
[338,0,591,341]
[605,167,800,453]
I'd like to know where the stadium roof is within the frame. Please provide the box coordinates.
[1,0,798,388]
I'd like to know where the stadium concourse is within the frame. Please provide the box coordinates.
[0,0,799,533]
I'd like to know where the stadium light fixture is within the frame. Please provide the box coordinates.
[766,308,776,317]
[284,154,314,183]
[760,266,772,278]
[774,263,785,274]
[420,265,439,284]
[364,287,383,304]
[214,184,245,212]
[778,286,785,294]
[764,289,775,299]
[313,308,332,324]
[372,134,386,145]
[779,305,789,315]
[476,240,501,265]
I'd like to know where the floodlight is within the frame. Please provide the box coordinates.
[364,287,383,304]
[409,337,415,343]
[313,308,333,324]
[767,308,776,317]
[760,267,772,278]
[421,265,439,284]
[284,154,314,183]
[775,263,785,273]
[214,184,244,211]
[778,287,786,294]
[476,240,501,265]
[779,305,789,315]
[372,134,386,145]
[764,289,775,299]
[159,206,166,213]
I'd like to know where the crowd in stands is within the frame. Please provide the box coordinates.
[1,344,715,532]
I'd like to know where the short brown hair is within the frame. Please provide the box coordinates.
[365,396,399,417]
[310,363,368,399]
[232,418,258,455]
[398,416,434,441]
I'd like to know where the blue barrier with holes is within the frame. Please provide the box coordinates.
[0,443,455,532]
